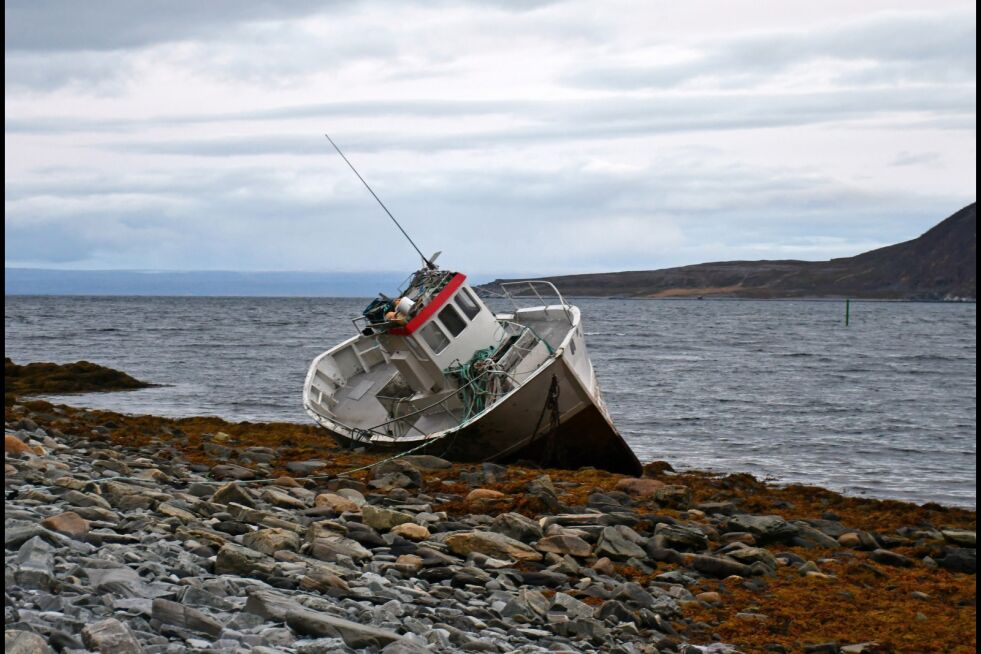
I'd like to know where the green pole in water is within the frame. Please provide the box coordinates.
[845,298,850,326]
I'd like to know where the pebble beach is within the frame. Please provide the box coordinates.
[4,360,977,654]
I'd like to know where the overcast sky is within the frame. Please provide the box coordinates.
[4,0,976,277]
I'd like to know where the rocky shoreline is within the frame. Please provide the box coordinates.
[4,363,977,654]
[4,359,977,654]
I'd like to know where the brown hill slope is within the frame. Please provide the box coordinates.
[484,203,976,300]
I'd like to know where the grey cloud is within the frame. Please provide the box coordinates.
[569,10,976,90]
[6,157,965,273]
[891,151,943,167]
[95,86,975,158]
[4,0,331,52]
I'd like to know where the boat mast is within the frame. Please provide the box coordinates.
[324,134,436,270]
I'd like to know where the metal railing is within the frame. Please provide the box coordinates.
[498,280,574,325]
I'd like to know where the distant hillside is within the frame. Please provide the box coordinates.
[483,203,976,301]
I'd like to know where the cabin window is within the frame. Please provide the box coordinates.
[454,289,481,320]
[420,321,450,354]
[438,304,467,337]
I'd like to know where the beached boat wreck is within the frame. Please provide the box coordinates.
[303,266,642,475]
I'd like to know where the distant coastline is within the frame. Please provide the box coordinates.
[483,203,977,302]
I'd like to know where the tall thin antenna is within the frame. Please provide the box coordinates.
[324,134,434,269]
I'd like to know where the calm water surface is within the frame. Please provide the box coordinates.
[4,296,976,508]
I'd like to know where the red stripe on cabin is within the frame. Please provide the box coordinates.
[389,273,467,336]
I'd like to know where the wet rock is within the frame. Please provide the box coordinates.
[724,546,778,570]
[371,460,423,488]
[242,527,302,556]
[39,511,90,540]
[525,475,561,513]
[725,514,799,544]
[840,643,883,654]
[285,459,328,475]
[399,454,452,470]
[346,522,387,548]
[696,501,737,516]
[595,526,647,560]
[941,529,976,548]
[5,630,54,654]
[445,530,543,562]
[80,618,143,654]
[490,512,543,543]
[870,549,914,568]
[837,531,878,550]
[653,522,708,552]
[480,462,508,483]
[791,521,842,549]
[286,608,403,648]
[536,534,592,558]
[936,547,976,574]
[686,553,753,578]
[363,505,414,531]
[151,598,224,638]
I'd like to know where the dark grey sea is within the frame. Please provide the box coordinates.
[4,295,976,508]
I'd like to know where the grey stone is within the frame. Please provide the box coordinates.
[242,528,301,556]
[490,512,543,543]
[211,482,256,507]
[549,592,594,620]
[14,536,54,590]
[309,534,373,562]
[81,618,143,654]
[724,546,778,570]
[244,588,303,622]
[371,460,423,488]
[653,523,709,551]
[286,460,328,475]
[286,608,403,648]
[536,534,592,557]
[791,521,842,549]
[500,588,549,620]
[725,514,799,543]
[211,464,256,480]
[363,505,414,531]
[937,547,976,573]
[595,526,646,560]
[215,543,276,576]
[400,455,453,470]
[687,554,753,578]
[5,630,54,654]
[84,566,173,599]
[941,529,976,548]
[870,549,914,568]
[151,598,224,638]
